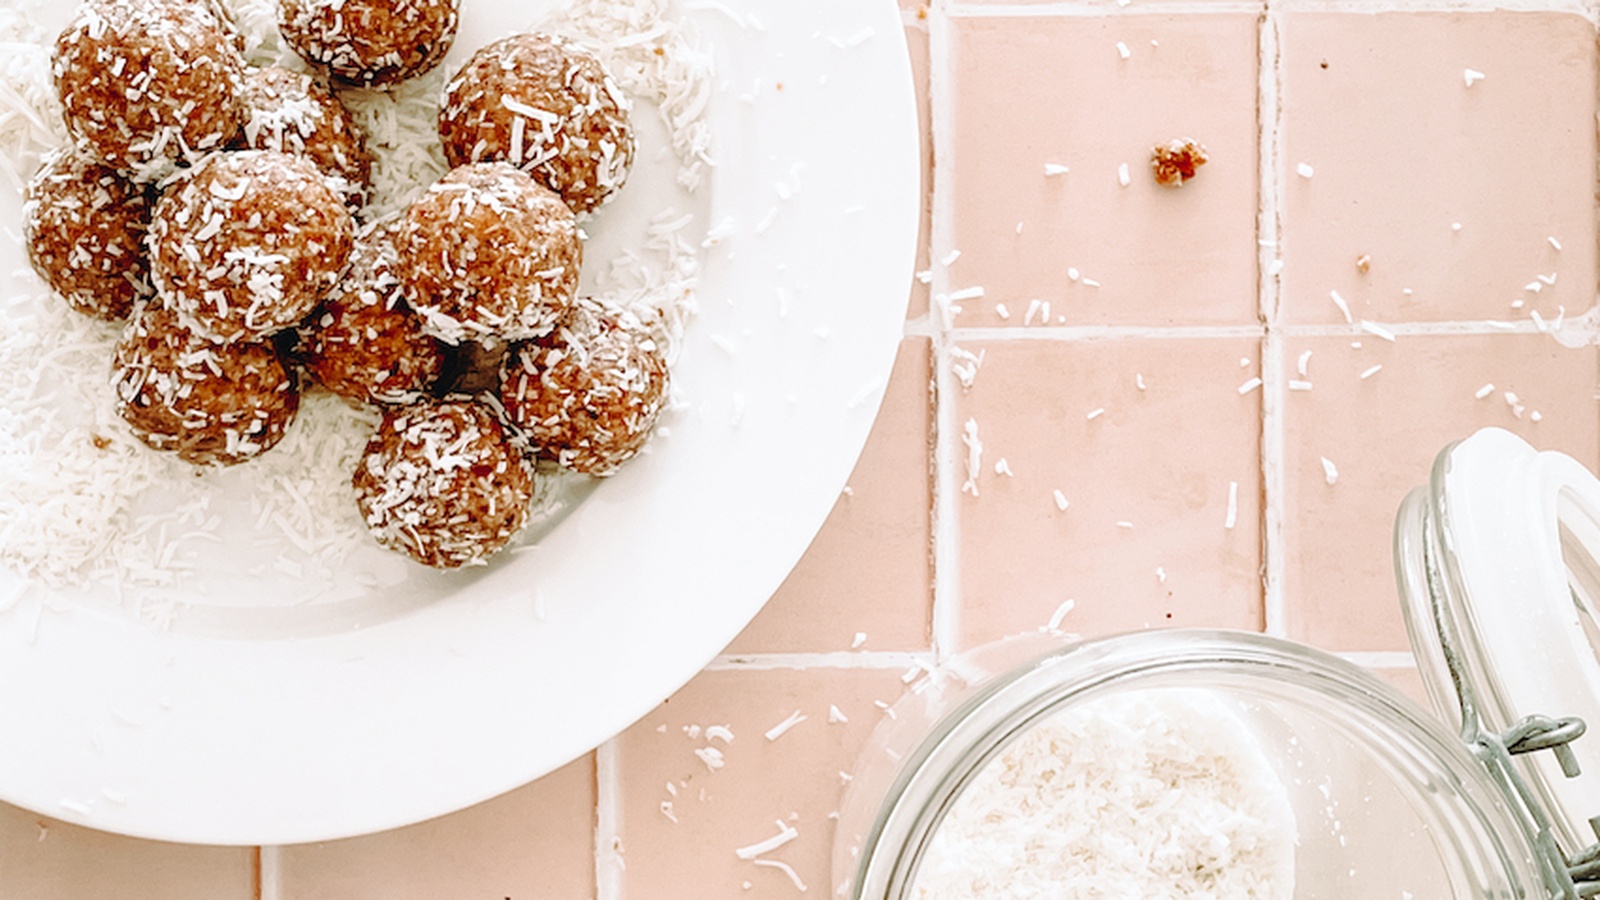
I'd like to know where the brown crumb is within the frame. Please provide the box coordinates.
[917,5,928,19]
[1355,254,1371,273]
[1150,138,1208,187]
[90,433,110,450]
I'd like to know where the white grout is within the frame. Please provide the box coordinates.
[595,740,624,900]
[707,651,939,671]
[1259,7,1288,639]
[928,1,963,663]
[258,845,282,900]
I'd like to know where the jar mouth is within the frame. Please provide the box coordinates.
[838,629,1542,900]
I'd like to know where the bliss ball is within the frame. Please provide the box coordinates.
[439,32,634,214]
[236,66,372,208]
[112,302,300,467]
[52,0,244,180]
[147,150,355,344]
[499,297,669,476]
[22,147,153,321]
[299,217,447,404]
[396,162,581,345]
[278,0,460,87]
[352,398,536,569]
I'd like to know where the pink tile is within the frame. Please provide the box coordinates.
[905,18,932,322]
[1368,665,1429,711]
[1282,333,1599,651]
[727,338,933,654]
[0,803,253,900]
[955,338,1264,649]
[1279,12,1597,324]
[945,14,1260,328]
[616,667,907,898]
[274,756,594,900]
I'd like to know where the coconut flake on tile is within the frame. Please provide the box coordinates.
[1296,350,1313,377]
[706,725,735,744]
[1135,373,1147,391]
[1359,365,1382,380]
[1117,163,1130,187]
[828,705,849,724]
[994,458,1014,477]
[764,710,807,741]
[948,286,985,302]
[1115,41,1130,60]
[752,858,808,892]
[1052,490,1070,512]
[1321,457,1339,485]
[1549,236,1563,251]
[950,346,985,391]
[1225,481,1239,530]
[1043,163,1070,177]
[851,632,867,649]
[941,249,961,267]
[693,746,725,771]
[1474,383,1495,400]
[1358,320,1396,343]
[1081,278,1100,288]
[1045,599,1076,633]
[1288,381,1313,392]
[1237,377,1263,395]
[995,303,1010,320]
[736,820,799,859]
[1116,520,1135,530]
[961,419,984,496]
[1463,68,1485,87]
[1329,290,1353,323]
[1295,162,1314,179]
[874,699,897,719]
[1086,408,1106,421]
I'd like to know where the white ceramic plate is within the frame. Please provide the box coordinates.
[0,0,917,843]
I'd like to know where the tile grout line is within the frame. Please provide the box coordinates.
[594,739,624,900]
[928,0,962,663]
[257,845,282,900]
[1258,3,1289,639]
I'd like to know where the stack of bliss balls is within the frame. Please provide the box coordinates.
[24,0,670,569]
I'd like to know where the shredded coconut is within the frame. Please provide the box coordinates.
[0,0,714,605]
[912,690,1296,899]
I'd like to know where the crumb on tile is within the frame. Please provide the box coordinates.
[1150,138,1208,187]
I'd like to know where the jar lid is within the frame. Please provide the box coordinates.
[1397,426,1600,855]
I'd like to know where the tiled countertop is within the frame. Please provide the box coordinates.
[7,0,1599,896]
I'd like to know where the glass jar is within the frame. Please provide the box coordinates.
[834,427,1599,899]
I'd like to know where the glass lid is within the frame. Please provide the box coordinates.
[1395,426,1600,894]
